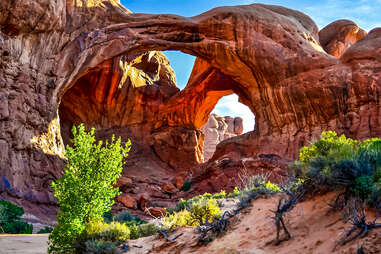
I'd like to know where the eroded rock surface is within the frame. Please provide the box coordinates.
[202,114,243,161]
[0,0,380,216]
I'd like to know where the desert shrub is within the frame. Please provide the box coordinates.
[227,187,242,198]
[351,176,374,200]
[0,200,33,234]
[172,190,227,214]
[83,239,118,254]
[2,220,33,234]
[212,190,226,199]
[163,197,222,229]
[296,131,381,208]
[189,198,221,225]
[102,212,114,224]
[48,124,131,254]
[129,223,158,239]
[37,226,53,234]
[114,211,146,226]
[299,131,357,168]
[162,210,192,229]
[75,221,129,253]
[181,180,192,192]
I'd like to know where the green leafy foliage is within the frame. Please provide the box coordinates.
[2,220,33,234]
[128,223,158,239]
[181,180,192,192]
[83,239,118,254]
[0,200,33,234]
[48,124,131,254]
[114,211,146,226]
[296,131,381,208]
[75,221,129,253]
[85,221,130,242]
[299,131,357,169]
[101,211,156,240]
[163,196,222,229]
[37,226,54,234]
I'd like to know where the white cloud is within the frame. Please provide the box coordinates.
[212,94,255,133]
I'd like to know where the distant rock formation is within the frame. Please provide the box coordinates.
[201,114,243,161]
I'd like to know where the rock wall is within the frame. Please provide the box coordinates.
[0,0,380,211]
[201,114,243,161]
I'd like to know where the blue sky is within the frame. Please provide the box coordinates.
[121,0,381,132]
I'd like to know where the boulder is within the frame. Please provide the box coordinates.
[117,177,133,187]
[117,194,138,210]
[172,176,185,190]
[145,207,166,218]
[139,193,150,211]
[161,183,178,194]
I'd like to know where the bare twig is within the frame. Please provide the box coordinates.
[269,188,297,245]
[336,200,381,248]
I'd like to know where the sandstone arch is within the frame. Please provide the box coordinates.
[0,0,380,206]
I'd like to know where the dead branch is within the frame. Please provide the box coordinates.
[269,188,297,245]
[336,200,381,247]
[196,211,235,245]
[158,229,184,242]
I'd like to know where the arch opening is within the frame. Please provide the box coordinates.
[58,49,258,171]
[201,94,255,162]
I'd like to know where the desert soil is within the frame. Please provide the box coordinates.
[0,234,48,254]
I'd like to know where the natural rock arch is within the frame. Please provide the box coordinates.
[0,0,380,206]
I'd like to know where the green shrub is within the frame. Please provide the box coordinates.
[351,176,374,200]
[181,180,192,192]
[78,221,129,250]
[102,212,114,224]
[37,226,53,234]
[299,131,357,168]
[162,196,221,229]
[2,220,33,234]
[228,187,242,198]
[296,131,381,208]
[48,124,131,254]
[0,200,33,234]
[114,211,146,226]
[83,239,118,254]
[129,223,158,239]
[0,200,24,222]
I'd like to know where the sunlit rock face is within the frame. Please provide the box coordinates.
[59,51,178,144]
[319,19,367,58]
[202,114,243,161]
[0,0,380,211]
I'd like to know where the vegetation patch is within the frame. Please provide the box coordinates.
[48,124,131,254]
[0,200,33,234]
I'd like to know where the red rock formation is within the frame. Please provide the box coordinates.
[0,0,380,215]
[319,19,367,58]
[202,114,244,161]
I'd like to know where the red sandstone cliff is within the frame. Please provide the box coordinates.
[0,0,380,211]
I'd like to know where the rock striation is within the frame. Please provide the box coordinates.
[0,0,380,213]
[201,114,243,161]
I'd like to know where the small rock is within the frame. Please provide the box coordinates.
[161,182,178,194]
[172,175,185,189]
[145,207,166,218]
[117,194,138,209]
[139,193,150,211]
[117,176,133,187]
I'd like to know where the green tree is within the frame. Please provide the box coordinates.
[48,124,131,254]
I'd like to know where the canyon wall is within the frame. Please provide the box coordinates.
[0,0,380,210]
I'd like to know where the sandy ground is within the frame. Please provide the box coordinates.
[127,192,381,253]
[1,192,381,254]
[0,234,48,254]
